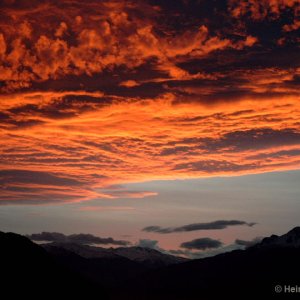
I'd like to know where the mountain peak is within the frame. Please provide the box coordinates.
[113,246,187,267]
[286,226,300,236]
[41,242,187,269]
[255,226,300,249]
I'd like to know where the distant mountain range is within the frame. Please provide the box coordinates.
[1,227,300,299]
[254,226,300,248]
[41,242,186,287]
[43,242,187,268]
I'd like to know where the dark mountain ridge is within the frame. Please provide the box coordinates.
[42,242,187,268]
[116,227,300,299]
[1,227,300,299]
[0,231,106,298]
[255,226,300,248]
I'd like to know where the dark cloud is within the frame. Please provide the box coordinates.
[247,149,300,160]
[213,128,300,151]
[0,169,97,205]
[180,238,223,250]
[143,220,256,234]
[135,238,226,259]
[178,47,300,75]
[28,232,66,242]
[173,160,257,172]
[163,128,300,158]
[27,232,130,246]
[169,243,244,259]
[0,169,84,186]
[0,110,46,129]
[235,237,262,248]
[6,93,114,120]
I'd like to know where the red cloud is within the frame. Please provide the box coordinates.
[229,0,299,20]
[0,0,260,92]
[1,91,300,204]
[0,1,299,204]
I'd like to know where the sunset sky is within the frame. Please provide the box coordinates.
[0,0,300,257]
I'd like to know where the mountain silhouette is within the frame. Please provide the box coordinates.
[255,226,300,248]
[41,242,186,287]
[42,242,148,287]
[113,246,187,267]
[0,231,107,298]
[43,242,186,268]
[1,228,300,299]
[116,227,300,299]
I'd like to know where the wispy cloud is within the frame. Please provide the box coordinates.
[235,237,263,248]
[27,232,130,246]
[78,206,135,212]
[143,220,256,234]
[180,238,223,250]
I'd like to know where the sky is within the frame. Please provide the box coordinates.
[0,0,300,258]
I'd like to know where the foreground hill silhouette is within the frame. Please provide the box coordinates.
[1,228,300,299]
[0,231,106,298]
[116,227,300,300]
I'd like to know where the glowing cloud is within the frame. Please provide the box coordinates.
[0,0,299,204]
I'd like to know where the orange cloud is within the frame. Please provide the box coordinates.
[0,0,261,92]
[0,0,299,204]
[119,80,140,87]
[1,90,300,204]
[283,19,300,32]
[229,0,299,20]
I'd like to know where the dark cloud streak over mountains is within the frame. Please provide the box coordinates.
[27,231,130,246]
[143,220,256,234]
[180,237,223,250]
